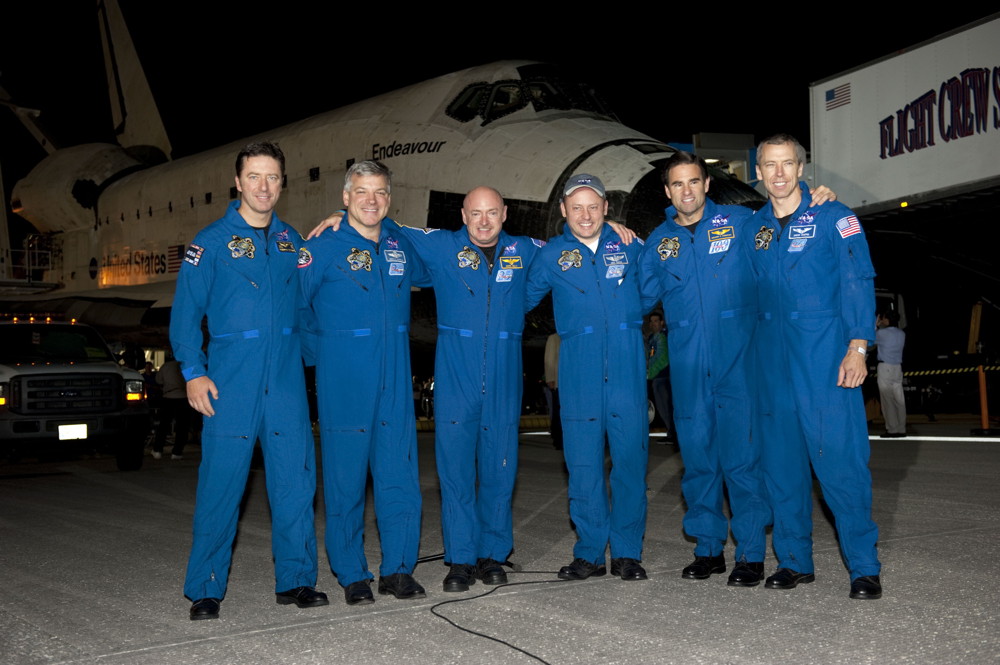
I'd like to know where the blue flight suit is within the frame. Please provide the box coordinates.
[526,225,654,563]
[752,181,880,580]
[171,200,318,601]
[638,200,771,562]
[395,225,543,566]
[299,219,429,587]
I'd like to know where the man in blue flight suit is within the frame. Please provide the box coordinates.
[638,152,772,587]
[526,174,655,582]
[752,134,882,600]
[299,161,429,606]
[172,141,327,620]
[397,187,544,592]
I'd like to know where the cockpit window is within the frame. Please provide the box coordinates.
[488,84,524,119]
[629,143,675,156]
[446,84,491,123]
[445,64,617,126]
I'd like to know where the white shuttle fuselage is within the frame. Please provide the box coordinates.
[4,2,762,329]
[11,61,675,311]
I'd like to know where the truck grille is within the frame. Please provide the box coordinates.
[9,374,123,415]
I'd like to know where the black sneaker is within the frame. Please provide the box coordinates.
[476,558,509,585]
[443,564,477,592]
[189,598,220,620]
[377,573,426,600]
[343,580,375,605]
[726,562,765,587]
[681,554,726,580]
[275,586,330,608]
[610,557,648,581]
[764,568,815,590]
[849,575,882,600]
[557,558,607,580]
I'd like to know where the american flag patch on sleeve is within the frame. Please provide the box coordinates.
[835,216,861,239]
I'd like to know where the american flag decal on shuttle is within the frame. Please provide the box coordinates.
[168,245,185,273]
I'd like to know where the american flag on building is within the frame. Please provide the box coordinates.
[167,244,185,273]
[825,83,851,111]
[836,216,862,239]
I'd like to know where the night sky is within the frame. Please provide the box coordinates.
[3,4,994,190]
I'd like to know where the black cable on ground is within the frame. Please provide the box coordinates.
[428,569,579,665]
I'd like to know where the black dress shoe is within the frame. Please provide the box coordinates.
[557,558,607,580]
[610,557,648,581]
[443,564,477,592]
[276,586,329,608]
[681,554,726,579]
[476,558,509,585]
[189,598,221,620]
[727,561,765,587]
[378,573,426,600]
[764,568,816,589]
[849,575,882,600]
[344,580,375,605]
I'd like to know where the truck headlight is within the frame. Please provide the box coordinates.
[124,379,145,402]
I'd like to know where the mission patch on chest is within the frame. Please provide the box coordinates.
[228,235,256,259]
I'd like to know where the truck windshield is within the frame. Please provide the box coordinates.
[0,325,116,364]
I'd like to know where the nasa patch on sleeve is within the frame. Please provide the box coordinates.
[184,244,205,266]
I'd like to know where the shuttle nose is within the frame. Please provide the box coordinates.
[611,167,669,238]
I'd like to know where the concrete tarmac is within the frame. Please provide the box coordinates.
[1,415,997,665]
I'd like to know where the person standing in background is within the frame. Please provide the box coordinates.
[874,311,906,438]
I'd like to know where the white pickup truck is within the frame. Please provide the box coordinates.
[0,319,151,470]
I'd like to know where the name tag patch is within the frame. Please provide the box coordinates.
[384,249,406,263]
[276,240,296,252]
[500,256,523,269]
[787,225,815,239]
[708,227,735,241]
[603,252,628,266]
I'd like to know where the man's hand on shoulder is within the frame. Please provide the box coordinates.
[607,221,638,245]
[306,211,345,240]
[187,376,219,417]
[837,341,868,389]
[808,185,838,207]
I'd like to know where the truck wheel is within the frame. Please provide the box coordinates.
[115,437,145,471]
